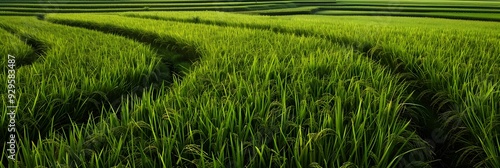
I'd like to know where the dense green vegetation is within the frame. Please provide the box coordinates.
[0,29,34,150]
[0,17,173,166]
[0,28,34,73]
[112,12,500,167]
[2,0,500,22]
[1,0,499,168]
[315,10,500,22]
[4,13,433,168]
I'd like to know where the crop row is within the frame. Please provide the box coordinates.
[0,28,34,158]
[0,1,290,8]
[241,8,500,22]
[120,11,500,32]
[0,16,173,159]
[314,10,500,22]
[332,0,500,7]
[0,0,253,3]
[3,13,433,167]
[0,4,297,13]
[2,0,499,23]
[328,3,500,10]
[314,6,500,13]
[241,6,500,22]
[319,6,500,13]
[241,7,315,15]
[0,28,34,73]
[116,11,500,167]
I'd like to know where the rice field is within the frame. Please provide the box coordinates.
[1,0,499,168]
[1,0,500,21]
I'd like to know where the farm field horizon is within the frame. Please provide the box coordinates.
[1,0,499,168]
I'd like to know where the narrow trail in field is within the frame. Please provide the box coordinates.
[46,19,200,119]
[0,25,46,67]
[121,15,464,167]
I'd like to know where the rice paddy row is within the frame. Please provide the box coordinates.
[0,28,34,73]
[247,1,500,22]
[0,1,290,8]
[314,11,500,22]
[0,16,181,163]
[0,29,34,154]
[4,13,434,167]
[241,7,500,22]
[0,1,295,14]
[1,0,500,22]
[108,11,500,167]
[2,0,256,2]
[0,4,297,14]
[0,10,498,168]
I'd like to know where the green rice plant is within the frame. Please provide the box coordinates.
[36,13,433,167]
[315,10,500,22]
[0,1,291,9]
[0,16,172,157]
[0,2,293,14]
[239,6,318,15]
[4,0,213,2]
[0,27,34,166]
[321,3,500,10]
[1,8,497,167]
[0,27,34,73]
[314,6,500,13]
[334,0,500,7]
[0,11,42,16]
[2,0,258,3]
[118,11,500,167]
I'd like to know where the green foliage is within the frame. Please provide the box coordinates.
[0,16,169,163]
[121,11,500,167]
[0,13,436,167]
[1,9,499,168]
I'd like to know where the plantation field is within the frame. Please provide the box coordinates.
[313,12,500,23]
[0,10,499,168]
[1,0,500,168]
[1,0,500,22]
